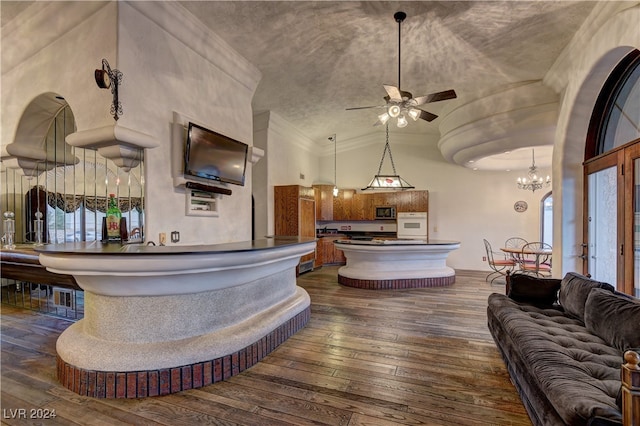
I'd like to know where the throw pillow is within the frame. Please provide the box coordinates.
[584,288,640,352]
[508,273,561,306]
[558,272,615,321]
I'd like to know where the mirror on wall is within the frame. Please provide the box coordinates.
[1,93,145,244]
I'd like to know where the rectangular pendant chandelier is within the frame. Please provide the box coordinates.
[362,124,414,190]
[363,174,414,190]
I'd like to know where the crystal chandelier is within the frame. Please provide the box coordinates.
[517,149,550,192]
[362,124,414,190]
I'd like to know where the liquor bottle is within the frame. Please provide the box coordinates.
[105,194,122,242]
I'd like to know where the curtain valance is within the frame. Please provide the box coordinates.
[31,186,142,213]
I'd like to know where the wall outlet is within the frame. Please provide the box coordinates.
[482,256,487,261]
[159,233,167,246]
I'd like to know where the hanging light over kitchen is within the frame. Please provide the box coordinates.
[329,134,339,196]
[362,124,414,190]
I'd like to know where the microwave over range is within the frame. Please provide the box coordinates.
[375,206,396,220]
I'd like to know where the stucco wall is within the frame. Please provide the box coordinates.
[1,2,262,245]
[252,111,320,239]
[117,2,260,244]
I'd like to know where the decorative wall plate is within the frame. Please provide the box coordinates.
[514,200,528,212]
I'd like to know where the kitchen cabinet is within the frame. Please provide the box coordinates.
[397,190,428,212]
[316,235,348,267]
[313,185,334,221]
[331,190,428,221]
[333,189,354,221]
[274,185,316,273]
[351,193,372,220]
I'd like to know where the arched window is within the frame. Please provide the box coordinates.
[584,49,640,296]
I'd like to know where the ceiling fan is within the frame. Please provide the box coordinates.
[347,11,457,127]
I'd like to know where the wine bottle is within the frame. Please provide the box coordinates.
[105,194,122,242]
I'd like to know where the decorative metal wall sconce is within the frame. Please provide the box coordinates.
[94,59,123,121]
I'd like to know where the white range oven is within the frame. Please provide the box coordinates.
[396,212,428,240]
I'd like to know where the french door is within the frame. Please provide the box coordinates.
[584,140,640,296]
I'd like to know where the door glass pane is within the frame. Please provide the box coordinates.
[635,157,640,297]
[588,167,617,284]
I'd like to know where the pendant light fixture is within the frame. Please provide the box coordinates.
[362,124,414,190]
[329,134,339,196]
[517,149,551,192]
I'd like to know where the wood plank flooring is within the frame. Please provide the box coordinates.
[1,267,531,425]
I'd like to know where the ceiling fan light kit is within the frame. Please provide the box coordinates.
[346,11,457,128]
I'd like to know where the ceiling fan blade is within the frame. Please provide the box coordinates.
[346,105,385,111]
[413,89,457,105]
[383,85,403,102]
[418,109,438,122]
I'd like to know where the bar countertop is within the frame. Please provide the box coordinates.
[34,236,316,256]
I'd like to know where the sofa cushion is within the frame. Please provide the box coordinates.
[558,272,615,321]
[584,288,640,352]
[508,274,561,306]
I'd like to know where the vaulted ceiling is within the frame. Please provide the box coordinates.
[2,1,599,170]
[178,1,597,170]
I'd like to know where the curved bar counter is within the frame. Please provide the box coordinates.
[36,237,316,398]
[335,239,461,289]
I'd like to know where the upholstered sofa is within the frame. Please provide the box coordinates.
[487,272,640,425]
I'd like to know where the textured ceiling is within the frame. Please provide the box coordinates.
[2,1,598,169]
[179,1,596,152]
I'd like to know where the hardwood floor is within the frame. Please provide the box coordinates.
[1,267,530,425]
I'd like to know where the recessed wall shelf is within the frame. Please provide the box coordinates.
[185,187,219,217]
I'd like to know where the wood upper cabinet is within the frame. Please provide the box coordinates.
[313,185,334,221]
[332,190,428,220]
[351,193,372,220]
[333,189,354,221]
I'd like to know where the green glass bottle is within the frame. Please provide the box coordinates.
[105,193,122,242]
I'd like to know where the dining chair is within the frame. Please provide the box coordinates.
[504,237,528,250]
[519,242,552,277]
[504,237,528,261]
[483,239,516,283]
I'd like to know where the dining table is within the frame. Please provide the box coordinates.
[500,246,552,273]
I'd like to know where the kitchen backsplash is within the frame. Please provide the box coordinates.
[317,221,397,233]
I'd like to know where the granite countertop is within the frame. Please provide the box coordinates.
[335,239,460,246]
[34,236,317,256]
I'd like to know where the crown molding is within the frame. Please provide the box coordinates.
[254,111,320,155]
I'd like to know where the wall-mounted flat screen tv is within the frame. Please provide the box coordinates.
[184,122,248,186]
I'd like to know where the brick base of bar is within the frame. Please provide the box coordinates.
[56,307,310,398]
[338,274,455,289]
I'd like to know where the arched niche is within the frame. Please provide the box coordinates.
[1,92,146,244]
[5,92,79,177]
